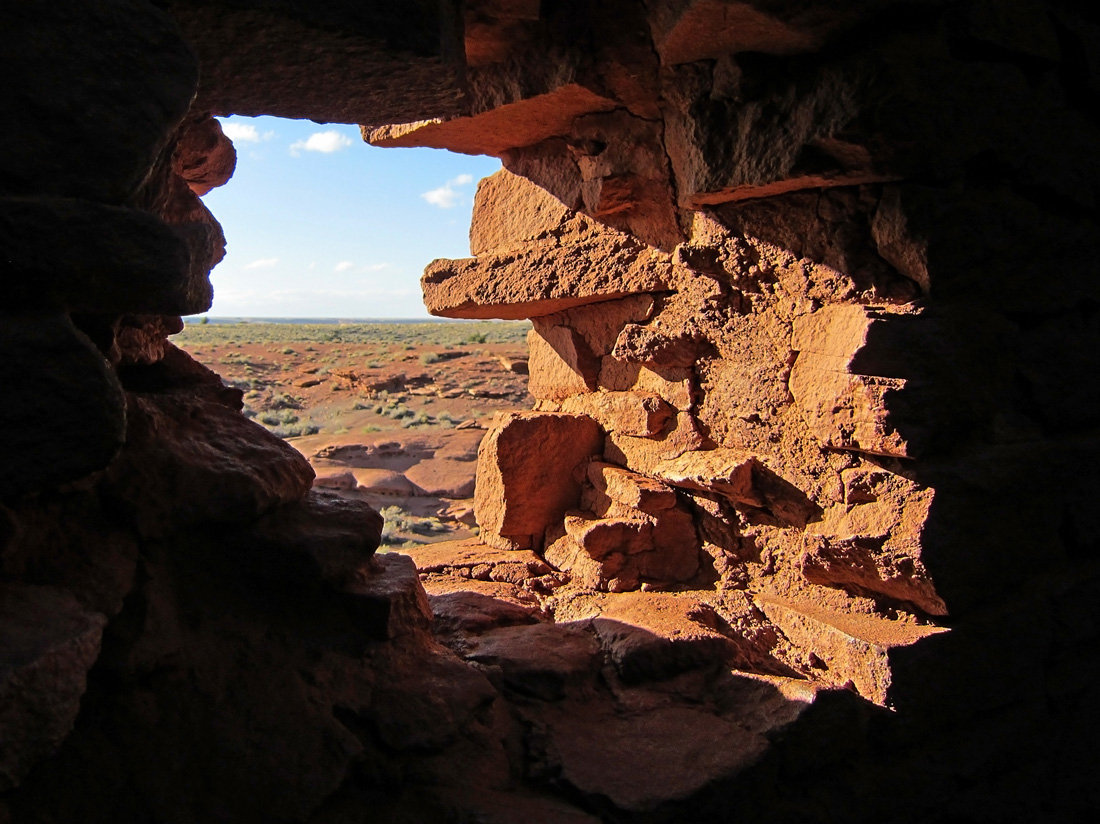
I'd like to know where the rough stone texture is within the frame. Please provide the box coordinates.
[526,324,600,400]
[789,304,913,457]
[0,314,126,499]
[558,391,675,436]
[475,412,604,549]
[422,219,674,319]
[168,0,467,124]
[0,0,197,203]
[469,169,572,256]
[0,584,106,791]
[399,538,552,584]
[0,198,208,315]
[102,391,315,537]
[756,594,948,706]
[172,112,236,196]
[242,489,383,586]
[365,84,618,156]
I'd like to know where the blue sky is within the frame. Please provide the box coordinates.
[200,115,501,318]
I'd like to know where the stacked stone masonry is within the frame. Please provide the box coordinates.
[1,1,1097,822]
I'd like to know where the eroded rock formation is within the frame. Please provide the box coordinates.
[2,1,1098,822]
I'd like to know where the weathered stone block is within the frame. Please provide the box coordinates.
[0,584,107,790]
[653,447,759,506]
[102,392,315,537]
[469,169,572,255]
[174,0,466,124]
[560,391,674,437]
[475,412,604,549]
[0,0,197,202]
[0,198,208,314]
[0,314,126,498]
[789,305,911,457]
[422,225,674,319]
[527,323,600,400]
[587,462,679,514]
[755,594,948,706]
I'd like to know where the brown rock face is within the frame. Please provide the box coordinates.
[468,169,573,256]
[102,390,315,537]
[0,584,107,791]
[422,217,674,319]
[475,412,604,549]
[0,314,126,498]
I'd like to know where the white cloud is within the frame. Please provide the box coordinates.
[420,174,476,209]
[243,257,279,270]
[334,261,355,272]
[219,122,275,144]
[289,130,354,156]
[221,123,260,143]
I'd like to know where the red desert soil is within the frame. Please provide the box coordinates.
[173,319,532,546]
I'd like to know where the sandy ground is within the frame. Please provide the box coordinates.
[174,322,532,546]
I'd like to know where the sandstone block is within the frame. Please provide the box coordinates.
[527,325,600,400]
[545,294,657,357]
[464,622,599,700]
[804,467,946,615]
[0,198,208,315]
[0,584,107,790]
[755,594,948,706]
[366,84,617,156]
[112,315,186,367]
[102,392,315,537]
[593,591,734,682]
[469,168,572,255]
[398,538,552,584]
[1,0,197,202]
[173,113,236,196]
[560,391,674,437]
[542,703,774,812]
[653,447,760,506]
[587,462,679,514]
[598,359,695,410]
[242,490,383,587]
[0,314,126,498]
[422,227,674,319]
[177,2,466,125]
[603,412,708,477]
[341,553,433,641]
[475,412,604,549]
[565,513,654,559]
[422,575,542,638]
[648,0,821,65]
[789,305,911,457]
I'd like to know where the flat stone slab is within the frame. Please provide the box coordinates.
[464,622,600,700]
[398,538,552,585]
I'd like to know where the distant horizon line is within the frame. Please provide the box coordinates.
[181,315,521,325]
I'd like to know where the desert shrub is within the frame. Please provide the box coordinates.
[419,352,441,365]
[380,506,448,546]
[260,410,299,426]
[466,332,487,344]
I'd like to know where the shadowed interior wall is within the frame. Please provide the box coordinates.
[1,1,1098,822]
